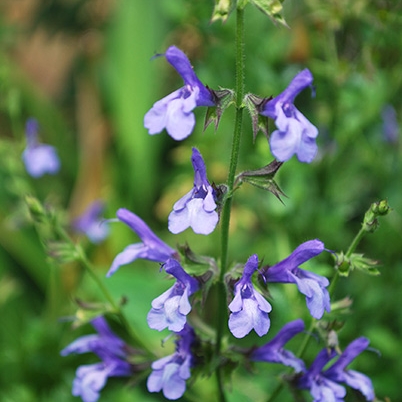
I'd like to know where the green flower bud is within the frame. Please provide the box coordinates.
[372,199,391,216]
[25,195,46,223]
[363,200,391,233]
[334,251,351,276]
[211,0,236,23]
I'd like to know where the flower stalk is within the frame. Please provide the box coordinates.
[215,6,245,402]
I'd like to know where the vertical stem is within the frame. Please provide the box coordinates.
[215,7,245,402]
[219,7,245,282]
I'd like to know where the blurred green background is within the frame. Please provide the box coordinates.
[0,0,401,401]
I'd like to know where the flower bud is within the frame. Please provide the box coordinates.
[25,195,46,223]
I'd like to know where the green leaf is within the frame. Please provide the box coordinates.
[334,251,380,276]
[349,253,381,276]
[250,0,288,27]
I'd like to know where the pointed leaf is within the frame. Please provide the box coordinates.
[244,93,271,141]
[204,88,235,131]
[238,160,286,202]
[250,0,288,27]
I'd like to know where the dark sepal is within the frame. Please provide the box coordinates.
[244,93,271,141]
[237,160,287,203]
[204,88,235,131]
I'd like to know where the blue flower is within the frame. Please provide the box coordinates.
[381,104,399,144]
[251,319,306,373]
[106,208,177,277]
[298,337,375,402]
[298,347,346,402]
[22,118,60,177]
[147,324,195,400]
[259,69,318,163]
[168,148,218,235]
[144,46,215,140]
[73,201,109,244]
[60,316,132,402]
[147,259,199,332]
[228,254,272,338]
[324,337,375,401]
[263,239,330,319]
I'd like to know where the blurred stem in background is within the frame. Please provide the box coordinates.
[105,0,164,220]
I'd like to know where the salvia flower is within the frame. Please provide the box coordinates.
[147,324,195,400]
[298,348,345,402]
[107,208,177,277]
[60,316,132,402]
[73,201,109,244]
[22,118,60,177]
[147,258,199,332]
[228,254,272,338]
[259,69,318,163]
[168,148,218,235]
[298,337,374,402]
[324,337,375,401]
[144,46,216,140]
[263,239,330,319]
[251,319,306,373]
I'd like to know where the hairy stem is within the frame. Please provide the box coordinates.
[215,6,245,402]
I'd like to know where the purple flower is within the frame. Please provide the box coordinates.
[168,148,218,235]
[251,319,306,373]
[147,324,195,400]
[324,337,375,401]
[106,208,177,277]
[60,316,132,402]
[259,69,318,163]
[381,104,399,144]
[147,259,199,332]
[144,46,215,141]
[263,239,330,319]
[229,254,272,338]
[298,337,375,402]
[73,201,109,244]
[298,348,346,402]
[22,118,60,177]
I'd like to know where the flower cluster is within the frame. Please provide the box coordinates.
[251,322,375,401]
[60,317,133,402]
[59,44,377,402]
[297,337,375,401]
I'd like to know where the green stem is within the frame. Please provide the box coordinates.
[215,6,245,402]
[345,226,366,258]
[328,224,367,296]
[54,222,152,353]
